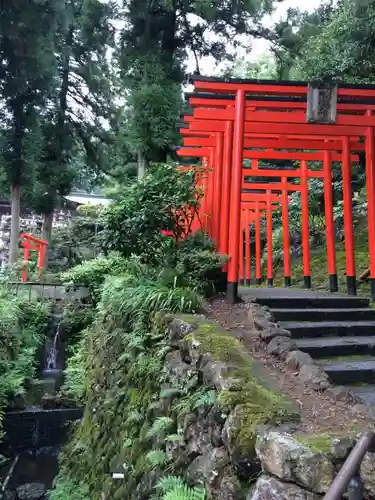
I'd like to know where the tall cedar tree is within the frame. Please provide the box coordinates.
[31,0,118,248]
[0,0,60,263]
[118,0,277,176]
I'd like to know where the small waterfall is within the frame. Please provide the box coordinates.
[45,321,60,371]
[42,314,63,383]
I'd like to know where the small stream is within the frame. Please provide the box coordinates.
[0,313,82,500]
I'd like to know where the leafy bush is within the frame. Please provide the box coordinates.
[49,215,104,272]
[60,253,129,303]
[159,232,227,295]
[0,285,50,436]
[49,474,90,500]
[61,333,88,402]
[100,164,201,264]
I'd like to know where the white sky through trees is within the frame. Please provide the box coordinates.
[112,0,323,76]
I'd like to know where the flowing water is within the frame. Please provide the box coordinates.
[0,312,82,499]
[42,314,63,383]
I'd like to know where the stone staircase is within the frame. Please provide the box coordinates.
[241,288,375,406]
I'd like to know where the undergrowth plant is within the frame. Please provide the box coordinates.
[0,284,50,439]
[155,477,206,500]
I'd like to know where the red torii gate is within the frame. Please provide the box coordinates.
[178,76,375,303]
[19,233,48,282]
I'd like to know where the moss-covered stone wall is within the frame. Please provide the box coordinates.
[51,313,375,500]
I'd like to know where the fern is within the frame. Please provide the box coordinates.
[165,433,183,443]
[146,449,168,469]
[191,390,217,410]
[148,417,174,438]
[156,476,185,493]
[163,486,206,500]
[155,477,206,500]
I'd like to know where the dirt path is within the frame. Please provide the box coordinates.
[205,296,375,436]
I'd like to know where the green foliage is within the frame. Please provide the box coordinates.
[146,449,169,469]
[296,0,375,83]
[49,474,90,500]
[60,253,128,303]
[156,476,206,500]
[163,485,206,500]
[159,232,227,296]
[101,164,200,261]
[99,275,201,327]
[148,417,174,439]
[48,215,103,272]
[119,0,277,165]
[61,332,88,402]
[222,53,277,79]
[0,285,50,436]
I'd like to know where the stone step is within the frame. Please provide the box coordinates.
[254,296,370,310]
[295,336,375,358]
[271,308,375,323]
[344,385,375,406]
[316,358,375,384]
[279,321,375,339]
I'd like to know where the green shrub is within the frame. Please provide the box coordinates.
[100,164,201,264]
[0,285,50,436]
[160,232,227,295]
[99,275,201,327]
[49,474,90,500]
[61,332,88,402]
[60,253,129,303]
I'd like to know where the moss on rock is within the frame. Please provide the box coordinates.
[182,317,299,462]
[294,434,333,454]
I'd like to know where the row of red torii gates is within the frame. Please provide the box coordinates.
[176,76,375,303]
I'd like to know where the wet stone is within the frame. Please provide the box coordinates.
[16,482,46,500]
[4,491,16,500]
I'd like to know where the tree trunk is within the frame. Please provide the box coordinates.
[42,211,54,271]
[137,150,147,179]
[9,184,21,265]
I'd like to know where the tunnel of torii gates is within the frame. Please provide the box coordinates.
[175,76,375,304]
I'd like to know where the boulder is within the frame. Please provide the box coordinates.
[259,326,292,342]
[255,431,334,493]
[165,435,185,462]
[185,416,212,456]
[267,336,296,360]
[186,447,230,486]
[16,482,46,500]
[202,360,242,392]
[331,436,355,461]
[4,491,16,500]
[299,364,331,390]
[168,317,196,343]
[248,475,321,500]
[254,317,272,331]
[361,451,375,497]
[209,473,245,500]
[164,350,196,387]
[286,350,314,370]
[10,393,27,411]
